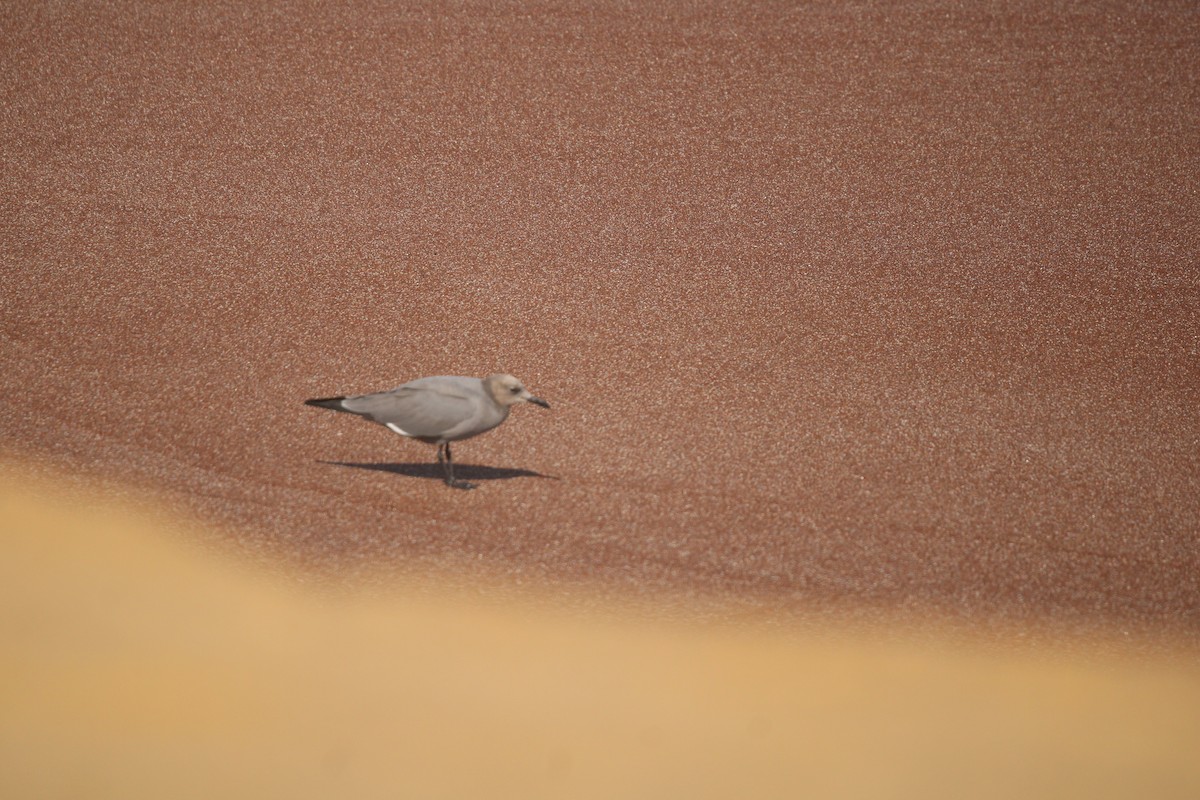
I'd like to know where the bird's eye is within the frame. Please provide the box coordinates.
[510,386,521,393]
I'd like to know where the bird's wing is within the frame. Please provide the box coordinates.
[340,382,476,439]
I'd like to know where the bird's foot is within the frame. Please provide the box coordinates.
[446,479,477,490]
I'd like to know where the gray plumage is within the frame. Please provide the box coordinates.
[305,373,550,489]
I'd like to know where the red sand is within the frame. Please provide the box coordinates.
[2,2,1197,635]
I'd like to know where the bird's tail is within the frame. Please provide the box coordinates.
[304,396,351,413]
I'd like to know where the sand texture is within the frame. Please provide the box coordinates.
[2,1,1198,635]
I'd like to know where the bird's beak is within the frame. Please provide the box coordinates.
[527,395,551,409]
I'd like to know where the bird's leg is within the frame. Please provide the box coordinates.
[436,442,448,479]
[441,442,476,490]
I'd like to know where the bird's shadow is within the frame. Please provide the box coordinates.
[319,460,558,483]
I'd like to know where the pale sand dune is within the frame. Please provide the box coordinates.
[3,463,1198,799]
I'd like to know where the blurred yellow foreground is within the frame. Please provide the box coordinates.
[2,460,1198,799]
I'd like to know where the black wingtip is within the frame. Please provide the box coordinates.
[305,396,347,410]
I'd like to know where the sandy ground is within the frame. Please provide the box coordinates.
[2,2,1199,639]
[3,466,1199,799]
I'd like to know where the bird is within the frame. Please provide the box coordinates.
[305,374,550,489]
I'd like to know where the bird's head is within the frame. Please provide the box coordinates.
[484,373,551,409]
